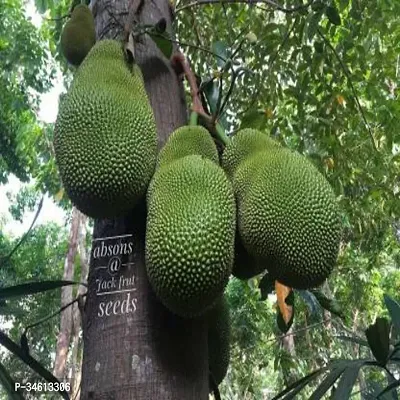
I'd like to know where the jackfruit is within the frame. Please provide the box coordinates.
[146,153,235,317]
[232,232,265,280]
[222,129,341,289]
[157,125,219,169]
[54,40,157,218]
[60,4,96,66]
[207,296,230,389]
[222,128,279,179]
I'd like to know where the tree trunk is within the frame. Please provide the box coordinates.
[53,206,83,380]
[69,217,88,398]
[80,1,209,399]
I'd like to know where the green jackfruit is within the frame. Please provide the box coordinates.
[146,154,235,317]
[208,296,230,389]
[232,232,265,280]
[222,130,341,289]
[60,5,96,66]
[222,128,279,179]
[54,40,157,218]
[157,125,219,169]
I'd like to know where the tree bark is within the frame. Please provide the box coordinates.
[53,206,83,380]
[80,1,209,399]
[69,217,88,398]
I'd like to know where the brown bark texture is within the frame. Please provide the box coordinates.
[53,207,84,380]
[69,218,88,398]
[80,1,209,399]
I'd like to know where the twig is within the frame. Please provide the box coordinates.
[171,52,206,115]
[0,196,44,267]
[317,28,378,152]
[144,30,227,63]
[237,17,297,118]
[46,13,69,21]
[24,294,86,333]
[176,0,314,14]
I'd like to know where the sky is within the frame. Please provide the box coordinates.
[0,3,66,238]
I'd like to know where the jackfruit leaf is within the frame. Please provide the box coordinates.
[377,378,400,399]
[212,41,229,67]
[0,361,24,400]
[325,5,341,26]
[148,31,173,59]
[271,368,328,400]
[155,18,167,34]
[310,289,345,319]
[0,280,81,300]
[365,317,390,366]
[309,364,347,399]
[332,361,366,400]
[311,0,325,11]
[202,80,228,130]
[259,273,275,300]
[20,332,29,356]
[240,109,269,130]
[384,294,400,332]
[276,283,294,333]
[297,290,322,318]
[365,381,394,400]
[0,331,70,400]
[307,12,323,41]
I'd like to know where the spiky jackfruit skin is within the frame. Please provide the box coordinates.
[208,296,230,389]
[146,155,235,317]
[222,130,341,289]
[222,129,279,179]
[54,40,157,218]
[157,125,219,169]
[60,5,96,66]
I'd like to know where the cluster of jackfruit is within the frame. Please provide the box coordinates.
[145,126,236,317]
[54,40,157,218]
[60,4,96,66]
[222,129,342,289]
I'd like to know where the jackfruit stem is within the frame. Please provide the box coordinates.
[189,111,198,126]
[215,122,230,146]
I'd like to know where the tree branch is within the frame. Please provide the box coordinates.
[171,52,206,116]
[317,28,378,152]
[176,0,314,14]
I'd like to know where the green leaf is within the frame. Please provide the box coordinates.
[0,361,24,400]
[384,295,400,332]
[335,335,369,347]
[378,379,400,399]
[211,41,229,67]
[309,365,347,399]
[271,368,328,400]
[0,280,81,300]
[0,330,70,400]
[259,273,275,300]
[307,12,323,41]
[332,361,364,399]
[148,32,173,59]
[365,317,390,366]
[201,80,228,129]
[239,109,269,130]
[325,5,342,26]
[310,289,344,318]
